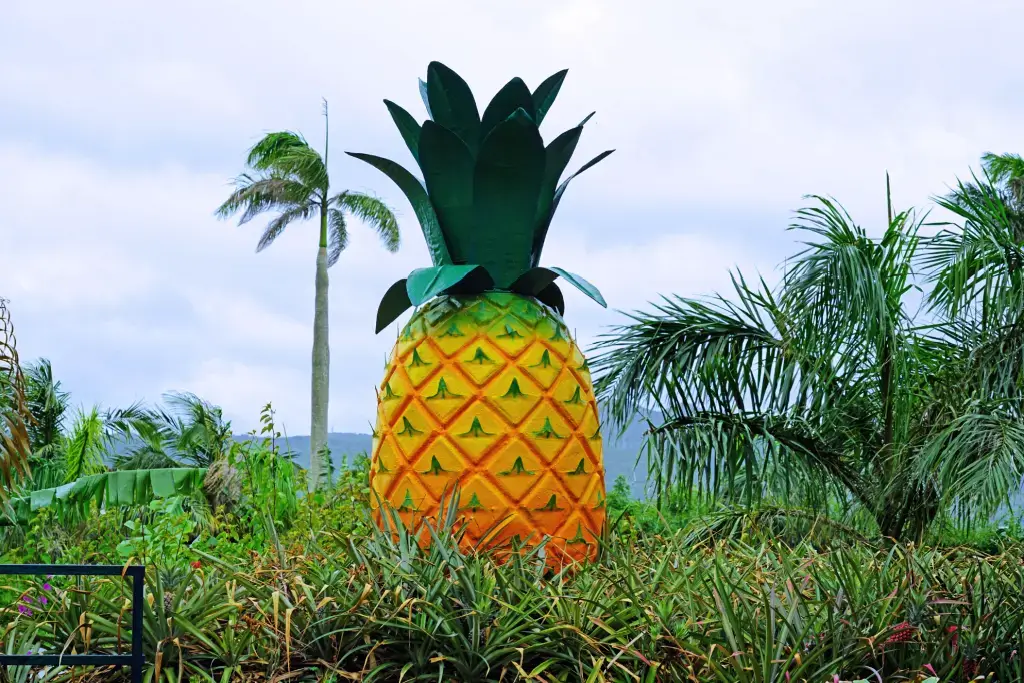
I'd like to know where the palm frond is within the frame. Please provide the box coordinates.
[327,208,349,267]
[783,192,920,342]
[925,172,1024,322]
[215,175,312,224]
[258,202,316,252]
[593,272,854,431]
[332,191,401,253]
[982,152,1024,203]
[245,131,329,191]
[63,407,108,482]
[915,401,1024,519]
[22,358,69,458]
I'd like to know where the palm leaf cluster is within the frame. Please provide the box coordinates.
[349,61,613,331]
[216,128,400,267]
[595,167,1024,540]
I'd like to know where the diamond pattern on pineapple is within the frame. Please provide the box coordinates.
[372,293,606,566]
[519,344,562,389]
[523,409,572,463]
[558,381,590,426]
[536,317,573,359]
[552,438,600,500]
[420,372,473,425]
[425,313,477,356]
[392,402,434,461]
[395,317,426,359]
[578,404,602,442]
[483,367,542,426]
[410,437,465,500]
[487,316,532,358]
[490,438,544,502]
[458,340,504,386]
[403,341,440,387]
[449,400,504,463]
[523,472,573,532]
[378,368,413,426]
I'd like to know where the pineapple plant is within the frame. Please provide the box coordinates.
[349,62,613,566]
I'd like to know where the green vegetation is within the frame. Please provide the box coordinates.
[595,162,1024,543]
[2,107,1024,679]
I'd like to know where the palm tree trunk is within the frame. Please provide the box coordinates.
[309,209,330,489]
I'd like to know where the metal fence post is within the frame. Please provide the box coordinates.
[0,564,146,679]
[131,566,144,683]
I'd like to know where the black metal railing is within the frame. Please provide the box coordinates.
[0,564,145,683]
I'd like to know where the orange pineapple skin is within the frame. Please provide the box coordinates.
[370,292,606,567]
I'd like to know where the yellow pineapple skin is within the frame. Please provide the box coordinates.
[371,292,606,566]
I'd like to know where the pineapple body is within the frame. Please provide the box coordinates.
[371,292,606,565]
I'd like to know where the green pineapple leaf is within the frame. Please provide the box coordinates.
[535,282,565,315]
[376,279,413,333]
[509,267,559,296]
[510,267,605,308]
[425,61,481,153]
[384,99,422,163]
[480,77,536,141]
[406,265,494,306]
[473,108,545,287]
[531,149,615,267]
[548,267,606,308]
[532,69,573,126]
[532,126,585,251]
[418,78,433,118]
[345,152,450,267]
[532,69,568,126]
[419,121,476,263]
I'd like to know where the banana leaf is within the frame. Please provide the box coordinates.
[3,467,207,525]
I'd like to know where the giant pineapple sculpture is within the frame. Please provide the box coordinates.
[350,62,612,566]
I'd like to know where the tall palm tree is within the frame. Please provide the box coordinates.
[594,180,1024,540]
[216,103,401,488]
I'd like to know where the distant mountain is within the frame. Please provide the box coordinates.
[265,421,653,499]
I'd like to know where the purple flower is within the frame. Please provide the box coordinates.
[39,596,48,605]
[21,595,32,603]
[17,605,32,616]
[42,583,52,591]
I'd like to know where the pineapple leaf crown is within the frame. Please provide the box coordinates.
[347,61,613,333]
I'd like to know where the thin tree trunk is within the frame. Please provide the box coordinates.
[309,213,330,489]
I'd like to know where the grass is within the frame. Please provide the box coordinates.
[2,491,1023,682]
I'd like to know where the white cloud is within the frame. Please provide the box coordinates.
[2,0,1023,432]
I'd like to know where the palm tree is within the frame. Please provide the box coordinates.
[216,102,401,488]
[113,391,232,470]
[22,359,71,488]
[594,179,1024,540]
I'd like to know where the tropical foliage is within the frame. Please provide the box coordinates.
[594,166,1024,542]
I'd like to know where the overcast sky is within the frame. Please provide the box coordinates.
[2,1,1021,434]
